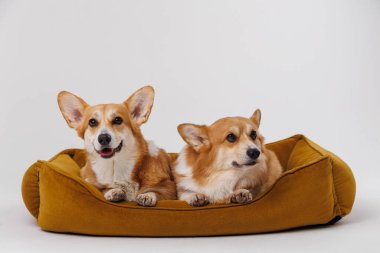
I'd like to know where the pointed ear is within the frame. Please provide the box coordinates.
[125,86,155,126]
[250,109,261,127]
[57,91,89,129]
[177,124,210,152]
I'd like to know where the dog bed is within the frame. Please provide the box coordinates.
[22,134,356,236]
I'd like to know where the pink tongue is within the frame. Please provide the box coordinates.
[100,148,113,156]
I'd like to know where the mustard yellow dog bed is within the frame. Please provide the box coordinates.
[22,135,355,236]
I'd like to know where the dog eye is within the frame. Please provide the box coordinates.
[226,133,237,143]
[89,118,98,127]
[250,131,257,140]
[112,117,123,125]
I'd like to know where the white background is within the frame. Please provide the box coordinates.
[0,0,379,252]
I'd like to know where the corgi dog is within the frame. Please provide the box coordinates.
[57,86,176,206]
[174,109,282,206]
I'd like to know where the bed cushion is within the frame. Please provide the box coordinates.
[21,134,356,236]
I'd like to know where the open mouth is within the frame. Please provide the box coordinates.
[232,160,257,168]
[96,141,123,159]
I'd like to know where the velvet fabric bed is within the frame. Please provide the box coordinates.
[22,135,356,236]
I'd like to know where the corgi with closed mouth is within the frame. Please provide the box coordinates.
[57,86,176,206]
[174,109,282,206]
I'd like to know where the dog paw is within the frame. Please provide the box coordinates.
[230,189,253,204]
[104,188,126,202]
[136,192,157,207]
[189,193,209,207]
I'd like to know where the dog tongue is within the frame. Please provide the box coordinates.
[100,148,113,157]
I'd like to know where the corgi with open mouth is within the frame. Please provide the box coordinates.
[58,86,176,206]
[174,109,282,206]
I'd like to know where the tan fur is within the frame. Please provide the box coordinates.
[174,109,283,206]
[58,86,176,206]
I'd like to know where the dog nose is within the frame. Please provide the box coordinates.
[247,148,260,159]
[98,134,112,146]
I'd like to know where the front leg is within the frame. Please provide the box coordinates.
[136,192,157,207]
[103,188,126,202]
[114,181,139,201]
[181,192,210,207]
[80,164,105,190]
[230,189,253,204]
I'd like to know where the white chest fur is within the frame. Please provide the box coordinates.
[90,149,139,199]
[175,151,249,203]
[177,169,246,203]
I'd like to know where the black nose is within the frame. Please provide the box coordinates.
[247,148,260,159]
[98,134,112,146]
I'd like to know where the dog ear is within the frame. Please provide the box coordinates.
[250,109,261,127]
[57,91,89,129]
[178,124,210,152]
[125,86,155,126]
